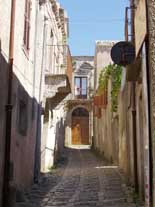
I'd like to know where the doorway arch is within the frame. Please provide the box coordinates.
[72,107,89,145]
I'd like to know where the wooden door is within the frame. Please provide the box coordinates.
[72,116,89,145]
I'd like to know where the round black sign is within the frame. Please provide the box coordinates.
[111,41,135,66]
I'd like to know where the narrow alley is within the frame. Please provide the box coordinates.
[16,148,138,207]
[1,0,155,206]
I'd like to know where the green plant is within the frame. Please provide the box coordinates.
[98,64,112,93]
[111,64,122,112]
[98,64,122,112]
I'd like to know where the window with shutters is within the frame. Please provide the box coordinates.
[23,0,31,51]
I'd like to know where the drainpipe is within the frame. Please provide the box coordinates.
[3,0,16,206]
[130,0,139,193]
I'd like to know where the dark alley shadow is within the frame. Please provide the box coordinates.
[0,50,42,205]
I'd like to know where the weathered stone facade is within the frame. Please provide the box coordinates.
[93,41,119,164]
[65,56,94,147]
[40,1,72,172]
[119,0,151,205]
[147,0,155,206]
[0,0,71,205]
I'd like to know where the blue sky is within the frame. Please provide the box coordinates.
[58,0,129,56]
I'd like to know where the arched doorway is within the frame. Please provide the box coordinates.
[72,107,89,145]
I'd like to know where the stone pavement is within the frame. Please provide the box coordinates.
[16,148,140,207]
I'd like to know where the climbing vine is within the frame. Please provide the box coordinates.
[98,64,122,112]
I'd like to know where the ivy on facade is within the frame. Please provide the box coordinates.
[98,64,122,112]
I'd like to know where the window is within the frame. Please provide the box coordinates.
[23,0,31,51]
[74,77,87,99]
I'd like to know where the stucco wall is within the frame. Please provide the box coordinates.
[41,97,67,172]
[0,0,45,199]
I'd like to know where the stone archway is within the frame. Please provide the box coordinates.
[71,107,89,145]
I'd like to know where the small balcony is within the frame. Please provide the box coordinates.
[44,46,72,99]
[74,88,87,99]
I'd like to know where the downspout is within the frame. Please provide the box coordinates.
[3,0,16,206]
[130,0,139,193]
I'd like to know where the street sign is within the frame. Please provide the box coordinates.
[111,41,135,66]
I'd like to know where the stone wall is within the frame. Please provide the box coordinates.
[93,78,119,164]
[147,0,155,205]
[118,43,150,203]
[93,41,119,163]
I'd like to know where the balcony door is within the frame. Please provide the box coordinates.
[74,77,87,99]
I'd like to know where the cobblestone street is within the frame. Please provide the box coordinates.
[16,148,138,207]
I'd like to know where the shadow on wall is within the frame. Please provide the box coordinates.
[41,94,68,172]
[55,118,65,162]
[11,71,42,191]
[0,51,42,205]
[0,51,9,207]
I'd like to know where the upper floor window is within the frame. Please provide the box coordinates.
[74,77,87,99]
[23,0,31,51]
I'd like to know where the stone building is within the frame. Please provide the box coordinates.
[65,56,94,147]
[40,0,72,173]
[93,1,154,206]
[118,0,150,205]
[0,0,71,206]
[93,3,152,206]
[93,41,119,163]
[0,1,45,205]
